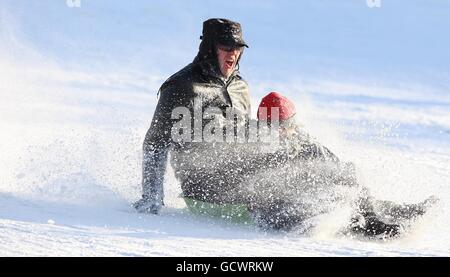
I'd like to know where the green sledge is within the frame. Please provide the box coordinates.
[183,197,254,225]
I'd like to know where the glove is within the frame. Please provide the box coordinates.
[133,194,163,214]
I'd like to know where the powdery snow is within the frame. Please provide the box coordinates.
[1,1,449,257]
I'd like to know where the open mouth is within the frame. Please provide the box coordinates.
[225,60,234,68]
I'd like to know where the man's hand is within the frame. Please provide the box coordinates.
[133,195,163,214]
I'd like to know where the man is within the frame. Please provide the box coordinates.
[134,18,252,213]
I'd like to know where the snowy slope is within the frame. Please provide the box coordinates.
[1,1,449,256]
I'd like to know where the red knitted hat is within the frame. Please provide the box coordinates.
[257,92,296,121]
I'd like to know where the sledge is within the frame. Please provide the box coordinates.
[183,197,254,225]
[182,195,439,239]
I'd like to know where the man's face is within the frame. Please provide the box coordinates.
[216,44,243,78]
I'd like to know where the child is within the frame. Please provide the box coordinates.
[245,92,437,238]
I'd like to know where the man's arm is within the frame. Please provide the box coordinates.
[140,86,179,214]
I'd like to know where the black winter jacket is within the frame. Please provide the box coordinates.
[142,59,251,208]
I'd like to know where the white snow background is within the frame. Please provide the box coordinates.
[0,0,449,256]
